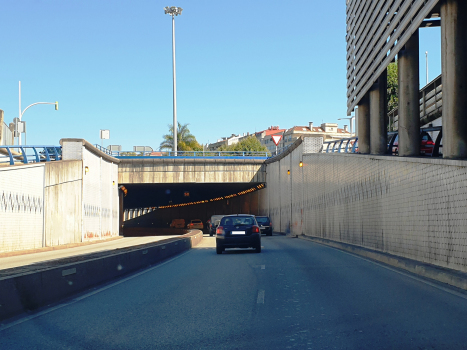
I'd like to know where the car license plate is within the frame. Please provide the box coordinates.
[231,231,245,235]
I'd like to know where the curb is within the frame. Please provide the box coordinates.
[0,236,124,258]
[0,231,203,322]
[300,235,467,291]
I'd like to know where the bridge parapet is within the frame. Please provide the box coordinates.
[118,157,266,184]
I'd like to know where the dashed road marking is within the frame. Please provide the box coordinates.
[257,290,265,304]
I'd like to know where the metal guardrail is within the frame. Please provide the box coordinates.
[388,74,442,131]
[94,145,270,158]
[0,146,62,165]
[322,137,358,154]
[323,126,443,157]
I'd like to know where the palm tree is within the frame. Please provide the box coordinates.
[160,122,202,152]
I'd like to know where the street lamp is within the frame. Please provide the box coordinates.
[425,51,429,85]
[338,117,355,135]
[18,81,58,145]
[164,6,183,156]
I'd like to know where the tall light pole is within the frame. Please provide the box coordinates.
[164,6,183,156]
[425,51,429,85]
[18,81,58,145]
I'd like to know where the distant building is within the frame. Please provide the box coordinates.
[259,122,353,154]
[207,122,353,154]
[207,133,250,151]
[252,126,287,154]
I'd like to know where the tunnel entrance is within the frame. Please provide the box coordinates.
[120,182,266,232]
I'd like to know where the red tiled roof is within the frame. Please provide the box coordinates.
[256,128,286,136]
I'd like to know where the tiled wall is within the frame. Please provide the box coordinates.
[82,148,119,240]
[0,140,120,253]
[261,148,467,273]
[0,164,45,252]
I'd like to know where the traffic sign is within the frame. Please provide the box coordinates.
[272,135,283,146]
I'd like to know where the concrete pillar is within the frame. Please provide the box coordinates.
[441,0,467,158]
[370,70,388,155]
[398,30,420,156]
[357,95,370,154]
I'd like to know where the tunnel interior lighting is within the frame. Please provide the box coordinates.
[299,161,303,167]
[150,183,266,210]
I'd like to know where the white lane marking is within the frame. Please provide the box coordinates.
[308,239,467,301]
[261,265,265,270]
[257,290,265,304]
[0,251,191,332]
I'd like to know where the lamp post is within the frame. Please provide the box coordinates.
[425,51,429,85]
[338,117,355,135]
[18,81,58,145]
[164,6,183,156]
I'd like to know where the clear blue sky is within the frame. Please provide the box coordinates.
[1,1,441,150]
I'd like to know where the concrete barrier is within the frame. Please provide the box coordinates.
[0,231,203,322]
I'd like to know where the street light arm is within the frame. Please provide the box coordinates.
[338,117,355,135]
[21,102,58,119]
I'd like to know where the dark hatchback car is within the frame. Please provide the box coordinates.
[216,214,261,254]
[255,216,272,236]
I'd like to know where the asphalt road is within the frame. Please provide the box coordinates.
[2,234,467,349]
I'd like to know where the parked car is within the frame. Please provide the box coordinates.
[216,214,261,254]
[187,219,203,230]
[389,131,435,156]
[209,215,224,236]
[170,219,185,229]
[255,216,272,236]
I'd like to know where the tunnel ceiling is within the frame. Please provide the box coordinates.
[121,182,264,210]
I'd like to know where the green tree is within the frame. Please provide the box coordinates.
[387,61,398,113]
[160,122,203,152]
[218,136,269,155]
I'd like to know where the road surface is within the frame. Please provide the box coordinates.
[2,234,467,349]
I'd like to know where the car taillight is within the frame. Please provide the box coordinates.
[252,226,260,233]
[216,226,224,235]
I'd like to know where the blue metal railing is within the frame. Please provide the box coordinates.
[94,145,270,158]
[322,137,358,154]
[0,145,62,165]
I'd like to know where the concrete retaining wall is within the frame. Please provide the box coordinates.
[0,231,203,322]
[260,137,467,276]
[44,160,82,246]
[0,139,120,253]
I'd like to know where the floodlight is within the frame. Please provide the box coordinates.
[164,6,183,16]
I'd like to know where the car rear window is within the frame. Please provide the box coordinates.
[221,216,254,226]
[192,220,202,223]
[256,217,269,224]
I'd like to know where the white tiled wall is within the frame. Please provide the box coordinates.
[261,149,467,273]
[0,164,44,252]
[83,148,119,240]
